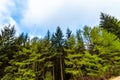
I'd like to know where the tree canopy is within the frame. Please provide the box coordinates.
[0,13,120,80]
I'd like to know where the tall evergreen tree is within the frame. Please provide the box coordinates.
[76,29,84,53]
[0,25,17,79]
[66,28,72,39]
[90,27,120,78]
[83,26,93,51]
[51,26,64,80]
[100,13,120,38]
[64,35,84,80]
[1,33,29,80]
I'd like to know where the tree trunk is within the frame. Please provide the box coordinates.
[53,65,55,80]
[42,69,45,80]
[60,54,64,80]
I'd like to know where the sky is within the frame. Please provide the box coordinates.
[0,0,120,38]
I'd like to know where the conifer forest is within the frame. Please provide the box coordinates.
[1,13,120,80]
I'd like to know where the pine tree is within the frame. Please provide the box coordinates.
[83,26,93,51]
[76,29,85,53]
[13,37,48,79]
[0,25,17,79]
[1,32,29,80]
[100,13,120,38]
[64,35,84,80]
[66,28,72,39]
[90,27,120,78]
[51,26,64,80]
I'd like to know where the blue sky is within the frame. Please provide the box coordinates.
[0,0,120,38]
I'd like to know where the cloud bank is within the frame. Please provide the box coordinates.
[0,0,28,35]
[1,0,120,37]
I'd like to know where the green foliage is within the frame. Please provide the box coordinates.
[100,13,120,38]
[51,26,65,80]
[0,25,18,79]
[51,26,64,48]
[90,27,120,77]
[1,13,120,80]
[44,71,53,80]
[64,34,84,80]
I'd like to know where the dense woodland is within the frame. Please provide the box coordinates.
[0,13,120,80]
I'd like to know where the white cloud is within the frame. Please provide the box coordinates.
[0,0,14,14]
[21,0,64,27]
[1,0,120,37]
[21,0,120,29]
[19,0,120,36]
[0,0,21,35]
